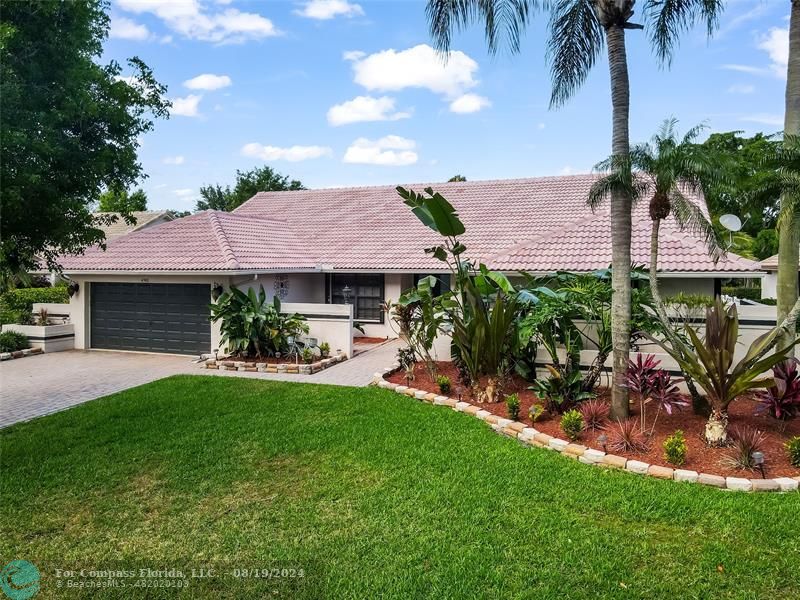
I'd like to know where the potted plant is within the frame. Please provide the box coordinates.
[302,347,314,364]
[319,342,330,358]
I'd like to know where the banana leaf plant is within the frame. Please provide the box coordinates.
[397,186,523,401]
[394,275,446,379]
[642,298,798,445]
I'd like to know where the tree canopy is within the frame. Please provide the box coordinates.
[197,166,305,212]
[0,0,169,277]
[97,188,148,213]
[448,175,467,182]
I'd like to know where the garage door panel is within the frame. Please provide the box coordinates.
[91,283,211,355]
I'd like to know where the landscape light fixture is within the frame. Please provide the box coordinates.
[751,451,766,478]
[455,386,464,402]
[597,433,608,453]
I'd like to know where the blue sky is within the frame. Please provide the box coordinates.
[104,0,791,211]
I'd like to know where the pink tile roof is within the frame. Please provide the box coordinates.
[60,174,760,274]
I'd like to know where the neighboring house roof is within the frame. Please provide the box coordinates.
[759,252,800,272]
[62,175,760,274]
[94,211,173,242]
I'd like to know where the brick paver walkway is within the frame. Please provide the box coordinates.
[0,340,400,428]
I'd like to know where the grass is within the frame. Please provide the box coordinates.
[1,376,798,598]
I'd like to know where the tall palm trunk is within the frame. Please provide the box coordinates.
[606,24,632,419]
[778,0,800,350]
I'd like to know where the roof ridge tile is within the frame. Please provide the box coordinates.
[206,211,240,269]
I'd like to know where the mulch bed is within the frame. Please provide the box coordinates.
[387,361,800,478]
[355,336,389,344]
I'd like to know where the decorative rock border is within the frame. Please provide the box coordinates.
[372,366,800,494]
[0,347,44,361]
[204,352,347,375]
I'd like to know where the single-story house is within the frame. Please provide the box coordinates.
[94,210,174,242]
[58,175,762,356]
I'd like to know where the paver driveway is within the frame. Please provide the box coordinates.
[0,341,400,428]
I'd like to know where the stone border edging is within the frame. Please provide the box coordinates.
[204,352,347,375]
[371,365,800,494]
[0,347,43,361]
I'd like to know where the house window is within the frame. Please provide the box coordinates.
[326,273,385,322]
[413,273,450,297]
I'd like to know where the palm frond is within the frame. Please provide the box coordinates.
[645,0,724,65]
[547,0,603,108]
[671,190,725,262]
[588,154,647,211]
[426,0,544,54]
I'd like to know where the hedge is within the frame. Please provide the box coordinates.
[0,287,69,324]
[0,331,30,353]
[721,286,762,302]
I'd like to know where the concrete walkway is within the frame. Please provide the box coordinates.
[0,340,400,428]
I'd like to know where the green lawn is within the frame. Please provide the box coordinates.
[1,376,798,598]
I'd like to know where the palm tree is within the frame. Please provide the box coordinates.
[777,1,800,350]
[589,118,725,415]
[426,0,724,419]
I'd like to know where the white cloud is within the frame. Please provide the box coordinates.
[348,44,480,99]
[241,143,332,162]
[327,96,411,126]
[559,166,575,175]
[758,26,789,78]
[174,188,195,197]
[343,135,418,166]
[110,15,151,40]
[163,155,185,165]
[727,83,755,95]
[117,0,280,44]
[184,73,232,90]
[171,94,202,117]
[296,0,364,20]
[721,64,771,76]
[537,122,546,130]
[739,113,783,126]
[449,93,491,114]
[342,50,366,61]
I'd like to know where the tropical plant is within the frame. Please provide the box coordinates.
[590,119,726,416]
[606,418,650,454]
[397,346,416,382]
[302,347,314,364]
[437,375,452,395]
[560,409,584,441]
[786,436,800,467]
[644,298,798,445]
[530,365,595,415]
[396,275,446,379]
[397,186,523,402]
[646,371,689,435]
[578,399,610,431]
[209,286,308,358]
[0,330,29,353]
[663,430,687,466]
[506,393,521,421]
[721,426,766,471]
[529,403,546,423]
[319,342,330,358]
[626,353,660,430]
[426,0,724,421]
[755,358,800,421]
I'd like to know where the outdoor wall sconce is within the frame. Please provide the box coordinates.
[342,284,352,305]
[67,281,80,297]
[211,283,224,300]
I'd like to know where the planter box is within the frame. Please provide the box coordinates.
[1,323,74,352]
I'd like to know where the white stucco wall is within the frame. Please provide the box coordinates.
[762,272,777,299]
[234,272,325,304]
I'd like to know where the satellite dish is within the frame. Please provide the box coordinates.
[719,214,742,232]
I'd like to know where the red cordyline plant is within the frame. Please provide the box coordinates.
[578,399,610,430]
[755,358,800,422]
[626,354,686,433]
[606,419,651,454]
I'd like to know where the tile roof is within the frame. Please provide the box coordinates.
[93,211,172,242]
[62,175,760,274]
[759,252,800,272]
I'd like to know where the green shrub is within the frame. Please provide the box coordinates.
[560,409,584,441]
[528,403,545,422]
[302,347,314,364]
[0,331,30,353]
[436,375,452,395]
[786,436,800,467]
[721,286,761,302]
[0,287,69,313]
[505,393,520,421]
[663,430,688,466]
[319,342,330,357]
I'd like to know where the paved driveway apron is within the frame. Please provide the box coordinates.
[0,341,400,428]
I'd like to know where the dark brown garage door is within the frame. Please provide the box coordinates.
[91,283,211,355]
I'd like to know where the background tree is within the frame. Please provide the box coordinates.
[197,166,305,212]
[426,0,723,419]
[448,174,467,182]
[0,0,169,279]
[97,188,148,213]
[778,0,800,349]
